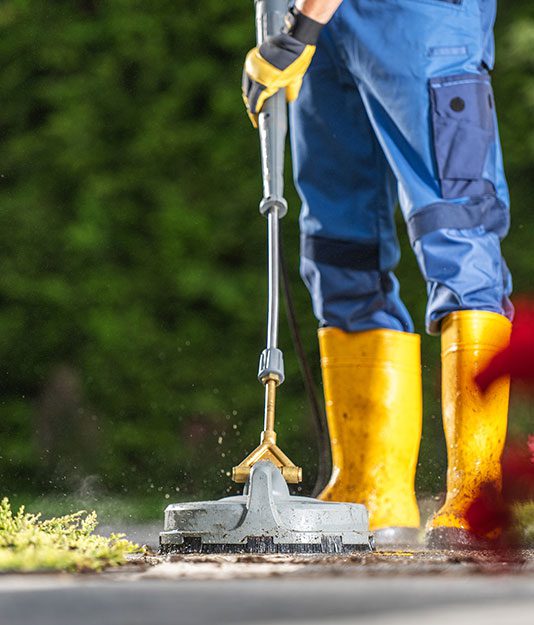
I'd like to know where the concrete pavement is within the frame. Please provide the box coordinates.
[0,556,533,625]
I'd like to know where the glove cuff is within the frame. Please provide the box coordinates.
[284,8,323,45]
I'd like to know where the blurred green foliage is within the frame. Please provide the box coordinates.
[0,1,532,502]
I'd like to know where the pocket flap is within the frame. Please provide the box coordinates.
[429,74,495,197]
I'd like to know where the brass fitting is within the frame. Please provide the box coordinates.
[232,376,302,484]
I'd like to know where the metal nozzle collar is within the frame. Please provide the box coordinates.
[259,196,288,218]
[258,347,285,384]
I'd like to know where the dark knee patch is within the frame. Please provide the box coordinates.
[407,195,509,244]
[301,234,379,271]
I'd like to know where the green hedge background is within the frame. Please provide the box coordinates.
[0,0,532,502]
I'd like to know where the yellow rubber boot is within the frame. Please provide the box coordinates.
[426,311,511,548]
[318,327,422,543]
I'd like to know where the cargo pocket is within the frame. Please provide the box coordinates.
[429,74,495,199]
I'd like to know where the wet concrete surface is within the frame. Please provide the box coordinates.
[131,548,534,579]
[1,549,533,625]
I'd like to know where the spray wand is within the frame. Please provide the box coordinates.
[232,0,302,485]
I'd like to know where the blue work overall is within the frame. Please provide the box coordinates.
[289,0,513,334]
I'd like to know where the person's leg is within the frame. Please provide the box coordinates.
[290,28,412,333]
[290,25,422,542]
[339,0,512,544]
[339,0,512,331]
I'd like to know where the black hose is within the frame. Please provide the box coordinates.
[279,228,331,497]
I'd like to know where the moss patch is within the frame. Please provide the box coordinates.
[0,497,141,572]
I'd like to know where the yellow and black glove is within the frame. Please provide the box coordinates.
[242,9,323,127]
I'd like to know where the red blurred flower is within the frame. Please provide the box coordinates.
[476,302,534,391]
[466,440,534,543]
[467,302,534,552]
[466,483,511,538]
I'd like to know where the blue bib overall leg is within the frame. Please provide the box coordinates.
[290,0,512,334]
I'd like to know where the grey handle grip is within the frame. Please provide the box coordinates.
[255,0,289,217]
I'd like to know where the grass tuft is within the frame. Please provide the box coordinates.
[0,497,141,572]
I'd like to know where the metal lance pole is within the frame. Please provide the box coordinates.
[232,0,301,484]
